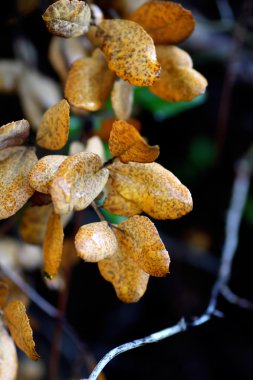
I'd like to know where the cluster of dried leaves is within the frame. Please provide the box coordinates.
[0,0,207,376]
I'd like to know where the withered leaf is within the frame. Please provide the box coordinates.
[0,147,37,220]
[75,221,118,262]
[111,79,133,120]
[130,1,195,44]
[42,0,91,38]
[0,281,9,309]
[95,19,161,86]
[0,119,30,150]
[155,45,193,70]
[0,323,18,380]
[4,300,39,361]
[109,120,160,163]
[97,118,141,142]
[50,152,109,214]
[36,99,70,150]
[109,160,193,219]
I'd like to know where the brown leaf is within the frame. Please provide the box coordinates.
[109,160,193,219]
[36,99,70,150]
[29,155,67,194]
[61,238,78,274]
[0,323,18,380]
[155,45,193,70]
[0,119,30,151]
[43,210,64,279]
[42,0,91,38]
[0,281,9,309]
[75,221,118,262]
[4,300,39,360]
[0,147,37,220]
[95,19,161,86]
[130,1,195,44]
[111,79,133,120]
[109,120,160,163]
[50,152,109,214]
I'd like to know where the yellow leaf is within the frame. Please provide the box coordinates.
[0,322,18,380]
[95,19,161,86]
[111,79,133,120]
[0,119,30,150]
[109,120,160,163]
[36,99,70,150]
[109,160,193,219]
[4,300,39,361]
[155,45,193,70]
[0,147,37,220]
[29,155,67,194]
[75,221,118,262]
[130,1,195,44]
[50,152,109,214]
[42,0,91,38]
[43,210,64,279]
[0,281,9,309]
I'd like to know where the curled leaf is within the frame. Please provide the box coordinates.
[103,183,142,217]
[0,119,30,150]
[0,323,18,380]
[111,79,133,120]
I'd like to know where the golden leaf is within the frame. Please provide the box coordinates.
[155,45,193,70]
[43,210,64,279]
[109,120,160,163]
[0,281,9,309]
[36,99,70,150]
[42,0,91,38]
[0,322,18,380]
[0,119,30,150]
[0,147,37,220]
[109,160,193,219]
[50,152,109,214]
[111,79,133,120]
[29,155,67,194]
[96,117,141,142]
[4,300,39,361]
[130,1,195,44]
[75,221,118,262]
[95,19,161,86]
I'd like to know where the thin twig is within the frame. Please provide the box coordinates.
[221,285,253,310]
[91,201,107,222]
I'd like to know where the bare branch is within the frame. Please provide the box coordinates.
[221,285,253,310]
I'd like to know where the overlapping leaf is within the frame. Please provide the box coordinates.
[0,119,30,150]
[155,45,193,70]
[96,117,141,142]
[0,323,18,380]
[103,183,142,217]
[0,281,9,309]
[111,79,133,120]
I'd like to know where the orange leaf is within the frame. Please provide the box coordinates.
[96,117,141,142]
[0,147,37,220]
[36,99,70,150]
[0,281,9,309]
[95,19,161,86]
[42,0,91,38]
[0,119,30,150]
[155,45,193,70]
[109,120,160,163]
[130,1,195,44]
[0,323,18,379]
[4,300,39,361]
[111,79,133,120]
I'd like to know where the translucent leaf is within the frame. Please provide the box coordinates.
[42,0,91,38]
[0,119,30,150]
[111,79,133,120]
[0,323,18,380]
[130,1,195,44]
[43,211,64,279]
[4,300,39,361]
[109,120,159,163]
[0,147,37,220]
[75,221,118,262]
[155,45,193,70]
[50,152,109,214]
[0,60,22,93]
[95,19,161,86]
[0,281,9,309]
[29,155,67,194]
[109,160,193,219]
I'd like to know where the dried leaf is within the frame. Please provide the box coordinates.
[0,119,30,150]
[97,118,141,142]
[65,53,115,111]
[109,120,160,163]
[29,155,67,194]
[2,279,29,308]
[4,300,39,361]
[0,323,18,380]
[75,221,118,262]
[61,238,78,274]
[95,19,161,86]
[42,0,91,38]
[155,45,193,70]
[130,1,195,44]
[0,60,22,93]
[111,79,133,120]
[103,183,142,217]
[109,160,193,219]
[50,152,109,214]
[0,147,37,220]
[36,99,70,150]
[43,211,64,279]
[0,281,9,309]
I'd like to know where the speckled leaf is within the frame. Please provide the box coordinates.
[75,221,118,262]
[0,323,18,380]
[0,281,9,309]
[130,1,195,44]
[95,19,160,86]
[109,160,193,219]
[103,183,142,217]
[155,45,193,70]
[50,152,109,214]
[29,155,67,194]
[111,79,133,120]
[36,99,70,150]
[4,300,39,361]
[0,119,30,150]
[0,147,37,220]
[42,0,91,38]
[109,120,159,163]
[43,210,64,279]
[97,118,141,142]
